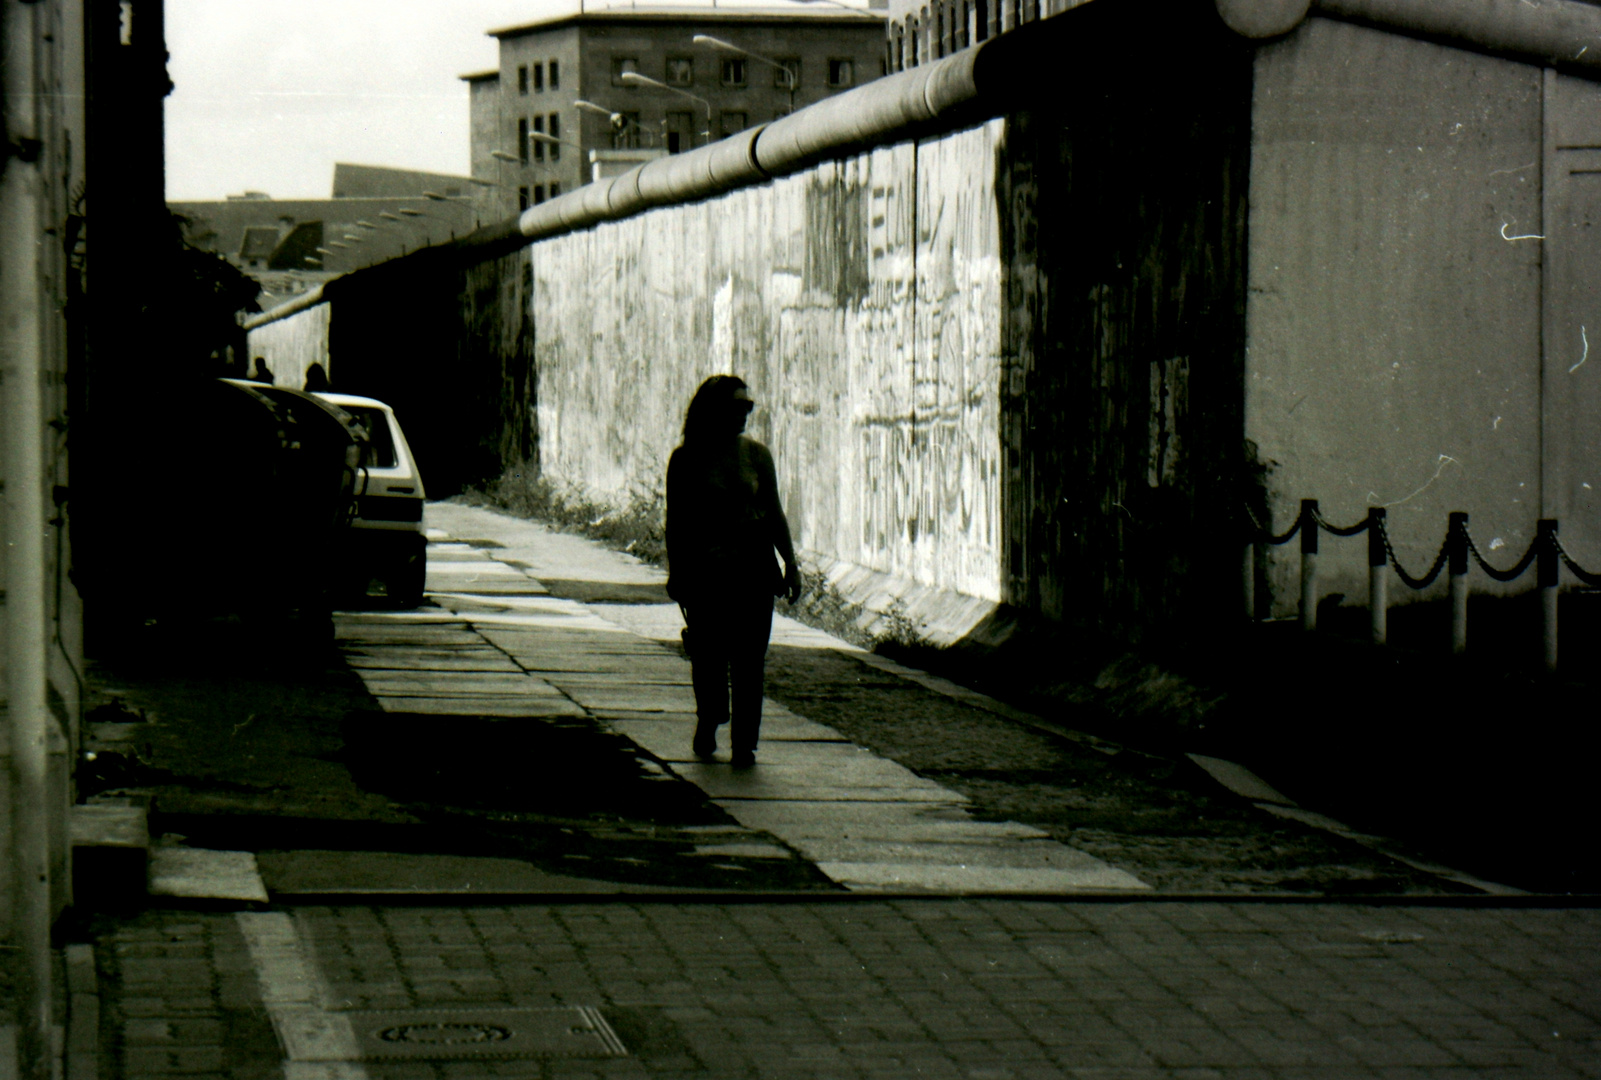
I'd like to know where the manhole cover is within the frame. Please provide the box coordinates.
[346,1007,625,1060]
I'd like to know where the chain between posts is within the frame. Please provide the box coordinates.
[1554,534,1601,588]
[1460,523,1540,583]
[1246,503,1601,668]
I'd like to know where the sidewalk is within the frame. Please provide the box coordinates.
[354,502,1145,895]
[90,900,1601,1079]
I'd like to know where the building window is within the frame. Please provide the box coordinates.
[533,62,544,91]
[828,58,855,87]
[517,117,529,163]
[774,58,799,90]
[548,113,561,160]
[517,65,528,94]
[534,184,545,204]
[720,111,747,138]
[666,56,694,86]
[665,110,694,154]
[532,115,544,160]
[611,111,643,149]
[550,181,561,198]
[519,185,530,210]
[549,60,560,88]
[720,57,746,86]
[611,56,638,85]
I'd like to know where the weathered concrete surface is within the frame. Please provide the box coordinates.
[1248,16,1600,612]
[531,123,1007,621]
[246,300,330,389]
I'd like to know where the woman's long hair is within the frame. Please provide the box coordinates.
[681,374,749,445]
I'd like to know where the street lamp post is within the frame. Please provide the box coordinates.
[619,70,713,147]
[530,130,594,189]
[574,98,658,147]
[693,34,796,115]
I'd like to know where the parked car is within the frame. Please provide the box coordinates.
[310,391,428,606]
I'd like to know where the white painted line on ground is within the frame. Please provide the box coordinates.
[236,913,368,1076]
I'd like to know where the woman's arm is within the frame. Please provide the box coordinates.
[753,442,801,602]
[665,448,689,601]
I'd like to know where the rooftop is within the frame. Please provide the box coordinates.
[489,5,884,40]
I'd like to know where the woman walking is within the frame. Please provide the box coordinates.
[665,375,801,768]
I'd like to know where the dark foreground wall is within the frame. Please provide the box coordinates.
[996,25,1254,640]
[319,246,535,497]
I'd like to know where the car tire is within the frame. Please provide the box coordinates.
[386,541,426,608]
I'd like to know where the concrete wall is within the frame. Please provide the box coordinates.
[1247,16,1599,613]
[531,122,1007,609]
[248,301,331,390]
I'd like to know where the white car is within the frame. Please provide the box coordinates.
[312,391,428,606]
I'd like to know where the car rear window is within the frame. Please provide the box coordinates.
[345,406,398,469]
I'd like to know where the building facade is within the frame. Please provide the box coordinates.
[465,8,887,219]
[170,165,485,305]
[883,0,1086,70]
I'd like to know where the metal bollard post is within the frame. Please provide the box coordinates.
[1539,519,1559,673]
[1300,499,1319,633]
[1448,512,1468,655]
[1243,541,1256,622]
[1368,507,1387,646]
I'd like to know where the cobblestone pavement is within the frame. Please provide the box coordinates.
[92,900,1601,1080]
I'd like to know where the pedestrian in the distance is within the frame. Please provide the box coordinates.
[665,375,801,768]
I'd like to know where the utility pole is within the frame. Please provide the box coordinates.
[2,0,59,1075]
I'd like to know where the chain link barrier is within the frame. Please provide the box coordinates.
[1250,507,1600,589]
[1248,502,1598,668]
[1309,507,1369,538]
[1461,524,1539,583]
[1373,517,1449,590]
[1554,534,1601,588]
[1245,505,1301,546]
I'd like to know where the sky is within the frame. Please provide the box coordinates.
[163,0,866,202]
[165,0,571,201]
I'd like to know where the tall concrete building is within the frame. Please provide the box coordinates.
[464,5,887,219]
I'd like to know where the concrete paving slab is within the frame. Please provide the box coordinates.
[604,715,852,745]
[148,846,269,902]
[424,579,553,597]
[687,842,793,859]
[356,681,569,699]
[351,671,549,690]
[514,656,692,676]
[557,685,700,712]
[591,602,859,652]
[345,655,523,672]
[425,557,525,574]
[424,549,502,563]
[448,610,626,630]
[256,850,665,895]
[478,626,659,649]
[426,502,665,586]
[540,670,693,687]
[716,799,980,827]
[816,860,1150,892]
[681,752,943,787]
[787,837,1116,868]
[372,696,586,717]
[442,594,590,615]
[333,624,477,641]
[681,771,964,802]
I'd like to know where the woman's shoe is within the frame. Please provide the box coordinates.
[692,727,717,760]
[730,749,756,769]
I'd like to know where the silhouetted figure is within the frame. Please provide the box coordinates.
[250,356,274,383]
[303,363,330,393]
[666,376,801,768]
